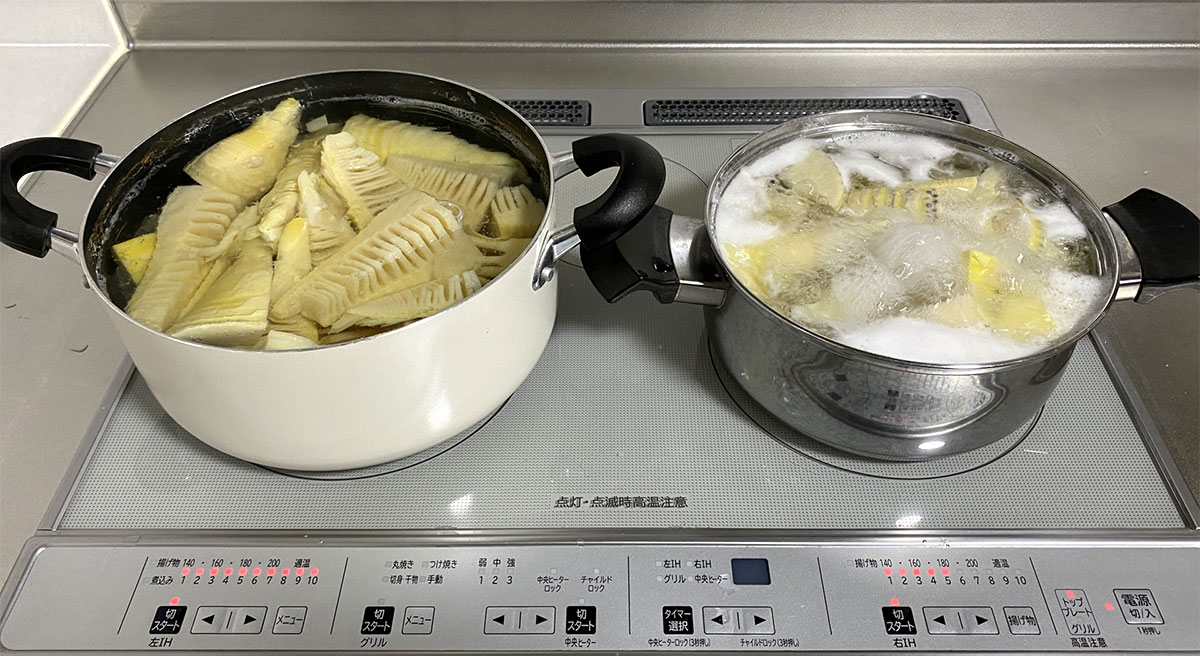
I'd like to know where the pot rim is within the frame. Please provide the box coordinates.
[77,69,558,355]
[704,109,1120,373]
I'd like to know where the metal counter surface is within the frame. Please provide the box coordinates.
[2,46,1197,580]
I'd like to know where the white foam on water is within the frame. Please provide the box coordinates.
[829,150,905,187]
[742,139,821,178]
[716,140,824,247]
[714,169,780,246]
[838,317,1041,363]
[832,132,958,182]
[1042,269,1108,334]
[1031,200,1091,241]
[712,130,1108,364]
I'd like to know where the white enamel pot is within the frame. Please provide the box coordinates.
[0,70,666,470]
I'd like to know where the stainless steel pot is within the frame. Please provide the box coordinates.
[571,111,1199,460]
[0,70,665,470]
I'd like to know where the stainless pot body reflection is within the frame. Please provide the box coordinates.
[706,289,1073,459]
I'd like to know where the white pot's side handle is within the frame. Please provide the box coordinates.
[532,150,585,290]
[0,137,119,263]
[1103,189,1200,303]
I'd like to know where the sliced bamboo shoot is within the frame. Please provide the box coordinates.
[467,230,532,279]
[320,131,412,230]
[343,114,528,182]
[387,154,516,188]
[184,98,301,203]
[488,185,546,238]
[257,124,339,245]
[331,271,482,332]
[271,191,479,326]
[270,217,312,304]
[198,204,260,261]
[318,325,393,345]
[262,330,318,351]
[168,238,274,346]
[111,232,157,285]
[384,156,499,231]
[125,186,245,331]
[268,315,320,342]
[296,170,354,254]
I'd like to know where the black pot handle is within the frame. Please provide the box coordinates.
[567,133,683,303]
[1103,188,1200,302]
[1,137,103,258]
[571,133,667,250]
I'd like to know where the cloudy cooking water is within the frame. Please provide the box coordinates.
[714,132,1108,364]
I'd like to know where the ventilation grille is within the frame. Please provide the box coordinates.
[504,99,591,126]
[645,97,969,126]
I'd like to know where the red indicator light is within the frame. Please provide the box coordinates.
[1105,602,1114,611]
[282,568,290,576]
[195,568,204,576]
[310,568,318,576]
[884,568,893,576]
[1066,590,1076,599]
[267,567,276,576]
[296,568,305,576]
[169,597,180,606]
[890,597,900,607]
[927,568,935,576]
[898,568,906,576]
[252,568,261,576]
[181,568,190,576]
[224,568,233,576]
[942,568,950,576]
[238,567,248,576]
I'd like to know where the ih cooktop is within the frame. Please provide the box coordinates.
[1,86,1196,654]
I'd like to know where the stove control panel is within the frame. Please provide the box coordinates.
[2,541,1196,652]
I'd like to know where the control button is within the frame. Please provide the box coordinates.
[703,607,775,635]
[1003,606,1041,635]
[150,605,187,635]
[882,606,917,635]
[565,606,597,635]
[402,606,435,635]
[484,606,555,634]
[1055,589,1100,636]
[361,606,395,635]
[662,606,694,635]
[191,606,229,634]
[232,607,266,635]
[923,607,999,635]
[1114,589,1163,625]
[273,606,307,635]
[191,606,266,634]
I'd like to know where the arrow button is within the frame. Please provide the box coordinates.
[923,607,999,635]
[231,607,266,634]
[485,607,554,634]
[190,607,228,634]
[703,607,774,635]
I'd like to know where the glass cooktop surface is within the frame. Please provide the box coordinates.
[52,98,1187,533]
[44,87,1180,537]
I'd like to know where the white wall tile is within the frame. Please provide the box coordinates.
[0,0,121,45]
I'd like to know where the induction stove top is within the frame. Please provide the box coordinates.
[2,86,1196,655]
